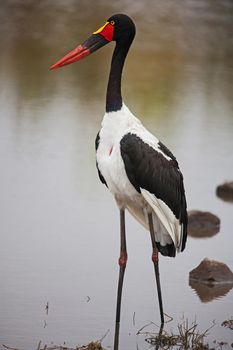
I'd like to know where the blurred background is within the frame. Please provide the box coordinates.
[0,1,233,349]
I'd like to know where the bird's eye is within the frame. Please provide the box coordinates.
[110,20,115,26]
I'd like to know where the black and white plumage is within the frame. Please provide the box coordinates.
[95,106,187,257]
[51,13,187,346]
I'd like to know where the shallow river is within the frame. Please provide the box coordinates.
[0,1,233,349]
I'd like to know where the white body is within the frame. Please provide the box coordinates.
[96,104,183,252]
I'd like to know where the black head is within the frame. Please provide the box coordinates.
[107,14,136,44]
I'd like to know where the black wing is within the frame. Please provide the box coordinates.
[95,132,107,187]
[120,133,187,252]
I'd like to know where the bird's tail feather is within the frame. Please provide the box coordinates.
[126,189,182,257]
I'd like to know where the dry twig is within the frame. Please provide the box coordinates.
[138,318,216,349]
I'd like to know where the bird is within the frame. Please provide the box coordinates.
[50,13,187,349]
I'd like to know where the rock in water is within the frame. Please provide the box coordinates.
[189,258,233,284]
[216,181,233,202]
[188,211,220,238]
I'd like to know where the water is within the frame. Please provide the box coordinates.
[0,1,233,349]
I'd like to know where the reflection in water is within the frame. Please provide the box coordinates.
[189,279,233,303]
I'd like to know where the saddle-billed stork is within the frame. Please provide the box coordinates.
[51,13,187,348]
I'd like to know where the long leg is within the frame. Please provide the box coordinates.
[114,209,127,350]
[148,212,164,324]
